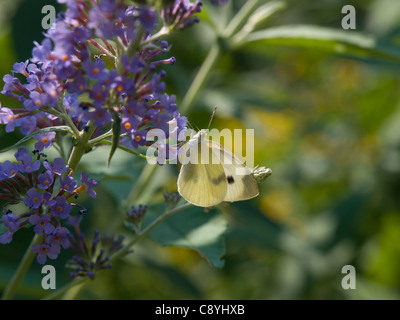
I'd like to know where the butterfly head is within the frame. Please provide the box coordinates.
[191,129,207,144]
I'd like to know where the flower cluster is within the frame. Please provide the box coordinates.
[1,0,200,158]
[67,220,126,279]
[0,0,228,273]
[0,147,97,264]
[126,204,148,225]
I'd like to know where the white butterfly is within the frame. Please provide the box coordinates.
[177,129,259,207]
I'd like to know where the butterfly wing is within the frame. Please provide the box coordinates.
[208,140,259,202]
[177,142,228,207]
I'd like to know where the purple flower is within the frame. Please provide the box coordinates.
[84,107,112,127]
[83,59,108,81]
[110,77,135,99]
[60,175,77,193]
[34,131,56,151]
[19,116,37,135]
[0,106,16,133]
[15,147,40,173]
[47,227,70,250]
[43,192,56,206]
[18,157,41,173]
[24,188,44,209]
[155,142,178,165]
[1,74,28,97]
[139,8,158,32]
[126,204,148,223]
[29,214,55,234]
[37,170,54,190]
[51,47,76,79]
[12,60,29,76]
[0,160,18,179]
[121,116,140,135]
[167,113,188,139]
[150,72,166,94]
[0,230,14,244]
[88,83,109,107]
[64,71,88,94]
[32,244,59,264]
[2,213,20,231]
[120,55,144,73]
[31,39,52,63]
[162,0,202,29]
[63,93,82,119]
[80,172,97,198]
[131,129,147,148]
[23,91,49,111]
[1,74,14,95]
[43,158,68,175]
[159,93,178,114]
[0,213,20,244]
[14,147,30,162]
[50,196,71,219]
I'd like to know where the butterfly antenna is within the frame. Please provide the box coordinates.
[208,106,217,129]
[187,121,198,132]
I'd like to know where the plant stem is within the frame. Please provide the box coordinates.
[127,163,158,204]
[67,121,96,172]
[42,277,89,300]
[54,135,67,161]
[39,107,80,139]
[87,128,113,147]
[180,43,221,114]
[140,26,171,46]
[1,234,42,300]
[224,0,260,38]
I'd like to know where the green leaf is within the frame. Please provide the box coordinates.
[108,111,121,167]
[98,140,150,160]
[223,201,284,251]
[145,204,227,268]
[235,25,400,62]
[0,126,73,153]
[223,0,263,38]
[234,0,287,42]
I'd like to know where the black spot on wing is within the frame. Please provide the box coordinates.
[227,176,235,184]
[211,173,226,185]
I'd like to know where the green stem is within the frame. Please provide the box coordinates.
[42,277,89,300]
[224,0,261,38]
[87,128,113,147]
[96,140,152,160]
[180,43,221,114]
[43,202,192,300]
[67,121,96,172]
[126,163,158,204]
[54,135,67,161]
[39,107,80,139]
[1,234,42,300]
[140,26,171,46]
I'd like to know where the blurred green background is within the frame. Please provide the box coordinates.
[1,0,400,299]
